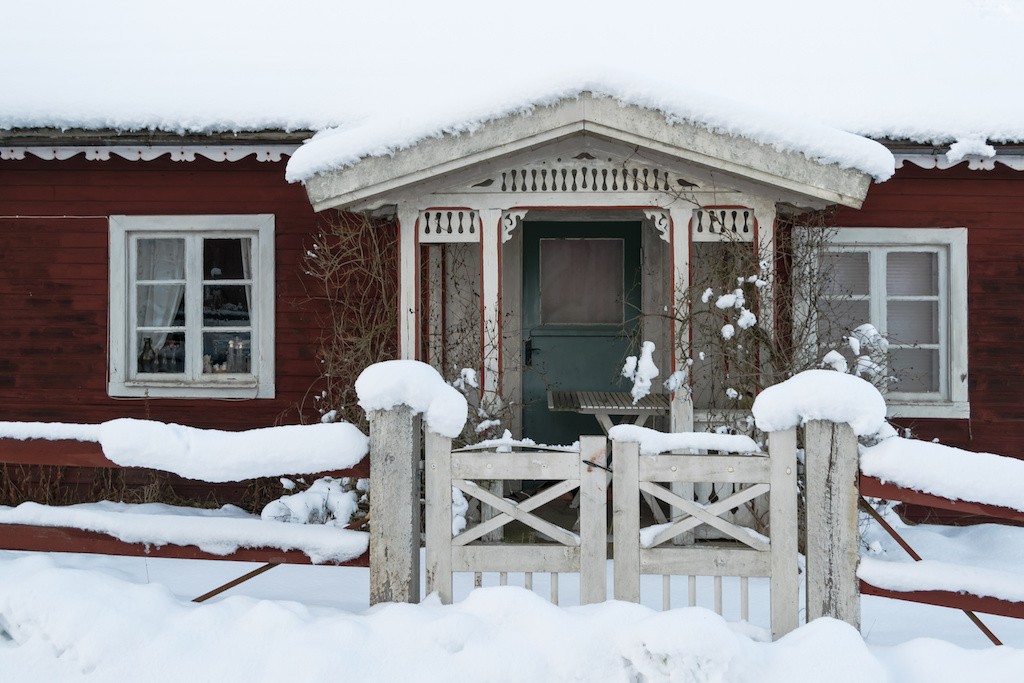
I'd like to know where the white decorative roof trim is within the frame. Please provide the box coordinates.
[895,153,1024,172]
[0,145,299,163]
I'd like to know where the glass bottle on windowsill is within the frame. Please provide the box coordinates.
[139,337,157,373]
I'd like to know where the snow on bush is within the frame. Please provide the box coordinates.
[861,436,1024,512]
[356,360,468,438]
[621,341,659,404]
[609,425,759,456]
[751,369,886,436]
[261,477,362,527]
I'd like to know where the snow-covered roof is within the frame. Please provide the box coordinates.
[3,1,1022,171]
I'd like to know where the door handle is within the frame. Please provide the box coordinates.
[525,337,540,366]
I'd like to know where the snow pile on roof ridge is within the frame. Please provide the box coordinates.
[751,369,887,437]
[608,425,760,456]
[0,500,367,565]
[286,77,895,184]
[861,436,1024,512]
[0,419,369,483]
[858,557,1024,604]
[356,360,468,438]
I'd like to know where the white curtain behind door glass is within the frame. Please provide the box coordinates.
[136,238,185,351]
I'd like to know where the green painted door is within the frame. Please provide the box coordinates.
[521,222,642,445]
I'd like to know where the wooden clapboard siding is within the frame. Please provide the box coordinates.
[0,154,378,434]
[834,163,1024,458]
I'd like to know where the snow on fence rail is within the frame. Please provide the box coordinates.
[0,419,372,566]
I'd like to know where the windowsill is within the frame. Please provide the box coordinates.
[885,402,969,420]
[109,379,273,399]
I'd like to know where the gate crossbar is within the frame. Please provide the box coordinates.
[453,478,580,547]
[640,482,770,550]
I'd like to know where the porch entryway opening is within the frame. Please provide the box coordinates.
[520,221,642,445]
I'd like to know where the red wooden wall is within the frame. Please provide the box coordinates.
[834,162,1024,458]
[0,154,335,430]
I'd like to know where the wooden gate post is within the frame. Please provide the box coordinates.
[804,420,860,628]
[368,405,421,605]
[424,428,453,603]
[579,435,609,605]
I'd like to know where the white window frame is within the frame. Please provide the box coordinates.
[108,215,275,399]
[830,227,968,419]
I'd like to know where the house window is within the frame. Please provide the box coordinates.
[822,228,967,418]
[109,215,275,398]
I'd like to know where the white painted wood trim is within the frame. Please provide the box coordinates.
[424,429,454,603]
[108,214,275,399]
[768,427,799,639]
[397,205,419,360]
[579,436,609,605]
[612,439,641,602]
[831,227,969,416]
[481,209,502,413]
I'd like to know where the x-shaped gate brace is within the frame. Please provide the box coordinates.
[639,482,771,550]
[452,478,581,547]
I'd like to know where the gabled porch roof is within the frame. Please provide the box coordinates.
[294,92,891,213]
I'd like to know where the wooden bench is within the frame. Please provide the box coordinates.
[547,391,670,433]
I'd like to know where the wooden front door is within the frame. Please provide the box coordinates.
[521,222,641,445]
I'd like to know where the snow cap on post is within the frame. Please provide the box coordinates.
[751,369,886,437]
[356,360,468,438]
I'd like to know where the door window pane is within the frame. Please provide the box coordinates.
[540,238,623,324]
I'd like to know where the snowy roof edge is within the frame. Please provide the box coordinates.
[285,90,896,187]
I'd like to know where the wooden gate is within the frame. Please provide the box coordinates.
[611,427,799,639]
[423,427,800,638]
[424,432,608,605]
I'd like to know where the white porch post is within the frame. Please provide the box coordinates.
[397,204,419,360]
[668,205,694,432]
[480,208,503,411]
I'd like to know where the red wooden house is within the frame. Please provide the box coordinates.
[1,1,1022,505]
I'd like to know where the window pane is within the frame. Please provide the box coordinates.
[204,285,251,326]
[203,332,251,373]
[823,252,869,295]
[888,300,938,344]
[819,299,869,349]
[137,284,185,327]
[887,252,938,296]
[540,239,623,324]
[136,238,184,280]
[890,347,939,393]
[204,238,251,280]
[137,332,185,374]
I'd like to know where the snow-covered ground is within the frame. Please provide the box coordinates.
[1,508,1022,683]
